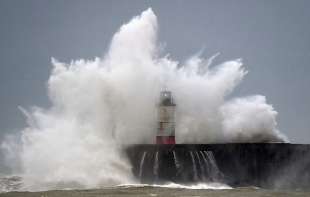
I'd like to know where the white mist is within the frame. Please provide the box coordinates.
[2,8,288,191]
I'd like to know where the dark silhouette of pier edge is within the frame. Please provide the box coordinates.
[126,143,310,189]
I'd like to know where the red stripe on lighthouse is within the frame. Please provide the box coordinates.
[156,136,175,144]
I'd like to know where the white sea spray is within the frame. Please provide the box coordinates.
[1,8,288,191]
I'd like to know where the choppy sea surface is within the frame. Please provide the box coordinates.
[0,176,309,197]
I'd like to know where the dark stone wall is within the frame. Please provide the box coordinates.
[125,143,310,189]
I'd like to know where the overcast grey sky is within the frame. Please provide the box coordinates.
[0,0,309,144]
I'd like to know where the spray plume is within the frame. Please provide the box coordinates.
[2,8,288,190]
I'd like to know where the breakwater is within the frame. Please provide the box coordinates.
[126,143,310,189]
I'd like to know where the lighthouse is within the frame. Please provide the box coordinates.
[156,91,176,144]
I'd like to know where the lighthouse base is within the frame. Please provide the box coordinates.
[156,136,175,144]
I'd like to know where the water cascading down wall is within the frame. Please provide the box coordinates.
[126,143,310,189]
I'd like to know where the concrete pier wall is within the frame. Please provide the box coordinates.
[125,143,310,189]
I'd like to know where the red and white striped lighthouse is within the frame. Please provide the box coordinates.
[156,91,176,144]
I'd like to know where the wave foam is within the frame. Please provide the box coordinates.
[1,8,288,191]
